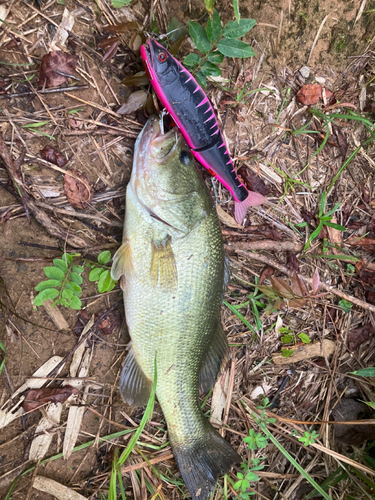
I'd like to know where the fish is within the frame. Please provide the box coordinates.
[111,117,240,498]
[140,38,266,224]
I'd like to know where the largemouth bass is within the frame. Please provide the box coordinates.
[111,117,240,498]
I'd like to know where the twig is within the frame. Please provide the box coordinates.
[307,14,329,65]
[226,240,303,252]
[0,86,89,99]
[226,246,375,313]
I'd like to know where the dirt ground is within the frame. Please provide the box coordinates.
[0,0,375,499]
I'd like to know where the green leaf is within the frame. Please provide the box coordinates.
[34,288,59,306]
[223,19,256,39]
[233,0,240,23]
[207,9,222,42]
[323,221,346,231]
[167,17,188,42]
[62,289,74,300]
[89,267,104,282]
[62,253,73,264]
[204,0,215,15]
[35,279,61,292]
[65,282,82,294]
[22,120,50,129]
[0,340,6,376]
[44,266,65,281]
[70,272,83,285]
[364,401,375,410]
[298,333,310,344]
[208,51,224,64]
[188,20,211,54]
[72,265,84,274]
[201,61,222,77]
[98,270,111,293]
[98,250,112,265]
[281,348,294,358]
[351,367,375,377]
[69,295,82,310]
[183,53,201,67]
[245,471,260,482]
[339,299,351,313]
[281,334,294,344]
[217,38,255,58]
[195,71,207,88]
[53,259,68,272]
[111,0,132,7]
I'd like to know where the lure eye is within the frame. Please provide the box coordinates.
[180,150,192,165]
[158,52,167,63]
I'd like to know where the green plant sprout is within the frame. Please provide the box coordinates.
[34,251,118,310]
[279,327,310,358]
[303,191,346,252]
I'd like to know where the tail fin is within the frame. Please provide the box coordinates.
[172,423,240,498]
[234,190,266,224]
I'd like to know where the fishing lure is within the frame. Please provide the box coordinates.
[141,38,266,223]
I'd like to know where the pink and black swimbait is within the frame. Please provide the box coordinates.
[141,38,266,223]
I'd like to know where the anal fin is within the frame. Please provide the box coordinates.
[150,235,177,291]
[119,348,152,406]
[199,322,228,394]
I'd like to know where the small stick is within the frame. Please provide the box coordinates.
[226,246,375,313]
[0,86,88,99]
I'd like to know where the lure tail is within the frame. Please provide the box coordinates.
[171,420,240,499]
[234,189,266,224]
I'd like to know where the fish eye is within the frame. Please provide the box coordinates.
[180,150,192,165]
[158,52,167,63]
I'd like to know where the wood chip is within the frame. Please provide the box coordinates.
[272,339,336,365]
[43,300,70,330]
[210,367,229,426]
[33,476,87,499]
[216,205,241,229]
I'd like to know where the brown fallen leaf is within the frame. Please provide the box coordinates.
[348,323,374,351]
[102,41,119,62]
[216,205,241,229]
[238,166,270,196]
[287,253,300,273]
[117,91,148,115]
[326,215,342,252]
[272,339,336,365]
[64,169,93,209]
[270,276,294,299]
[296,84,333,106]
[332,124,348,159]
[122,72,150,87]
[259,265,275,285]
[40,145,67,168]
[39,51,78,88]
[97,309,122,335]
[23,386,80,413]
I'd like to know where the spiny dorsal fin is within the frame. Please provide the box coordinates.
[199,322,228,394]
[150,235,177,291]
[119,348,152,407]
[111,239,133,287]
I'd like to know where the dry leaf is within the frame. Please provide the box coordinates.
[39,51,78,88]
[272,339,336,365]
[327,215,342,251]
[238,166,270,196]
[23,386,80,413]
[296,84,333,106]
[259,265,275,285]
[64,169,93,209]
[117,90,148,115]
[348,323,374,351]
[102,41,119,62]
[270,276,294,299]
[122,71,150,87]
[33,476,87,500]
[312,268,321,294]
[216,204,241,228]
[40,145,67,168]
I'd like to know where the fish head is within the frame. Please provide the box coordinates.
[141,39,179,86]
[131,117,213,233]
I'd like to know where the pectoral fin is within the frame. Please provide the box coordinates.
[111,239,132,288]
[119,348,152,406]
[150,236,177,291]
[199,322,228,393]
